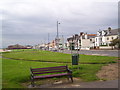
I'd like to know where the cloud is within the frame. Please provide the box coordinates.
[1,0,118,48]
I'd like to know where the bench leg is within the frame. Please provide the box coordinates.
[31,77,35,87]
[69,75,73,82]
[67,76,69,81]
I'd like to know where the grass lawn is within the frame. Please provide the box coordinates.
[2,50,117,88]
[2,58,65,88]
[2,58,104,88]
[2,50,117,64]
[0,57,2,89]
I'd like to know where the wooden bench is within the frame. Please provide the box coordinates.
[30,65,73,87]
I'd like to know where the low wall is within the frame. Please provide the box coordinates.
[99,46,113,50]
[81,47,90,50]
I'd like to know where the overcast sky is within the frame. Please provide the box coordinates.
[0,0,119,48]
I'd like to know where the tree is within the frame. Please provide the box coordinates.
[110,38,120,49]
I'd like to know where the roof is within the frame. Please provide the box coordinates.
[8,44,27,49]
[97,28,118,36]
[87,34,96,38]
[67,37,73,41]
[87,34,97,36]
[107,29,118,36]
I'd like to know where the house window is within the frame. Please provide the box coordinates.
[90,39,92,41]
[79,40,81,43]
[107,37,109,40]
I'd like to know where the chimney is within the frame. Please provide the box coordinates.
[80,32,84,36]
[108,27,111,31]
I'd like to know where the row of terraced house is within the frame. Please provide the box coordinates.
[66,27,119,50]
[35,27,119,50]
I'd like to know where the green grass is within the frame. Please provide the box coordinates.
[70,64,104,81]
[2,58,65,88]
[2,58,104,88]
[2,50,117,88]
[0,57,2,89]
[2,50,117,64]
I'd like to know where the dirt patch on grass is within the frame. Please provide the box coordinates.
[96,63,118,80]
[26,77,82,88]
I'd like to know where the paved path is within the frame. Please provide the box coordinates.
[30,79,118,88]
[47,80,119,88]
[59,50,119,57]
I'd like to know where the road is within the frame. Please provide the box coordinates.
[59,50,119,57]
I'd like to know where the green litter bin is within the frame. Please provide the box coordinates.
[72,54,79,65]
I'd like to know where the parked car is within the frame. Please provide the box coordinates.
[60,48,64,50]
[52,49,58,52]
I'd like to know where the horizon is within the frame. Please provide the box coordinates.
[1,27,119,49]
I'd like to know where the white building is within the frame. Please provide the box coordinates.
[67,34,80,50]
[95,27,118,49]
[58,37,64,49]
[80,33,96,50]
[54,36,65,50]
[67,33,96,50]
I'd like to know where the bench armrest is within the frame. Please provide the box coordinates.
[30,68,34,78]
[67,69,72,73]
[31,73,34,77]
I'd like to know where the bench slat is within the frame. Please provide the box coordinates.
[31,66,67,70]
[33,73,71,79]
[33,70,67,74]
[32,67,67,72]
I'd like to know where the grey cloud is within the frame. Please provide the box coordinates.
[1,0,118,48]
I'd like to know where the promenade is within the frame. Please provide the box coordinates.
[59,50,119,57]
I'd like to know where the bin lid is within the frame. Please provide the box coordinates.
[72,53,79,56]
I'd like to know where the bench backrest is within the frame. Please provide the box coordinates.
[31,66,68,75]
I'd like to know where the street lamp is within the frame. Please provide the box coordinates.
[57,21,60,38]
[56,21,60,50]
[48,33,49,50]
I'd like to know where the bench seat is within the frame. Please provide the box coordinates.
[34,73,71,79]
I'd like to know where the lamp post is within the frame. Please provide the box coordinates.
[56,21,60,50]
[48,33,49,50]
